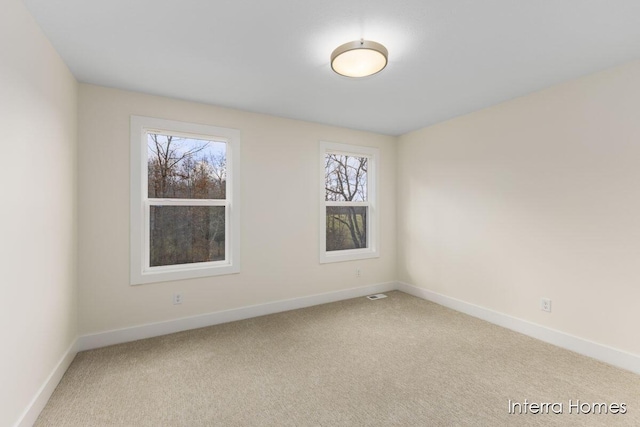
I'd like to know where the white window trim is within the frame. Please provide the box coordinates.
[130,115,241,285]
[319,141,380,264]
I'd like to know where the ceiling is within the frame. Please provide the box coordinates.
[23,0,640,136]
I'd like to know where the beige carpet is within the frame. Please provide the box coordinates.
[36,291,640,426]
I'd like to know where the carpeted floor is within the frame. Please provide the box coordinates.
[35,291,640,426]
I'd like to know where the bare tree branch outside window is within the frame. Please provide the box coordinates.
[147,134,227,266]
[325,154,368,251]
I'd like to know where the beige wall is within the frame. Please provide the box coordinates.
[77,84,397,335]
[398,60,640,356]
[0,0,78,425]
[5,4,639,419]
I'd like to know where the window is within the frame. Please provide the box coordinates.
[130,116,240,285]
[319,141,379,263]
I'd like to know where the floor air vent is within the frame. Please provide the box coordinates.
[366,294,388,300]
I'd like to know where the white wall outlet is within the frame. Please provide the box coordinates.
[356,268,361,277]
[173,293,183,305]
[540,298,551,312]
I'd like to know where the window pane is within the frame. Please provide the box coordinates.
[150,206,225,266]
[325,154,367,202]
[148,133,226,199]
[326,206,367,251]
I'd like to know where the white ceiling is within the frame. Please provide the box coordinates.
[24,0,640,135]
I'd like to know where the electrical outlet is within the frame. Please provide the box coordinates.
[540,298,551,313]
[356,268,361,277]
[173,293,183,305]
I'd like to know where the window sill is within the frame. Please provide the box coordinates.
[319,248,379,264]
[131,263,239,285]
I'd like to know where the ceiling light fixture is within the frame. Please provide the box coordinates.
[331,39,388,78]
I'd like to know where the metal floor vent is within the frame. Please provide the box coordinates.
[366,293,388,300]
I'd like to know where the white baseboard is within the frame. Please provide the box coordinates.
[78,281,397,352]
[77,280,640,376]
[15,339,77,427]
[17,281,640,427]
[397,281,640,375]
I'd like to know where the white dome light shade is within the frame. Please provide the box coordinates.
[331,40,388,78]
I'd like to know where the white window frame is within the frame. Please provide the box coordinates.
[130,115,240,285]
[319,141,379,263]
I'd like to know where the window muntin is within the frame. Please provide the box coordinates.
[131,116,240,284]
[320,142,379,263]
